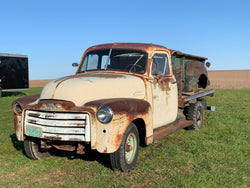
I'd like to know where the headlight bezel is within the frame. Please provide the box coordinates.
[97,105,113,124]
[13,102,22,115]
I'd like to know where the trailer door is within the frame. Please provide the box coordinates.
[0,55,29,90]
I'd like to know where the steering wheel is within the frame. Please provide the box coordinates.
[126,64,142,72]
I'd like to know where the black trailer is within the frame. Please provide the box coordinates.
[0,53,29,97]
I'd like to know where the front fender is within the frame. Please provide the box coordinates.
[84,98,152,153]
[12,95,40,141]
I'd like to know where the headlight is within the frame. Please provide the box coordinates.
[14,102,22,114]
[97,105,113,124]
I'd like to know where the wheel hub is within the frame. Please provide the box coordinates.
[125,132,137,164]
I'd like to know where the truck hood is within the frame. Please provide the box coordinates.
[40,73,146,106]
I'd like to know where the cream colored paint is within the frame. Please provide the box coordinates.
[40,73,145,106]
[150,51,178,128]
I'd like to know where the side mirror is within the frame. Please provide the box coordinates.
[205,62,211,68]
[72,62,79,67]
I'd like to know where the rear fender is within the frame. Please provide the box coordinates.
[184,61,208,92]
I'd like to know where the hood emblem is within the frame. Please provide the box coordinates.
[40,103,63,111]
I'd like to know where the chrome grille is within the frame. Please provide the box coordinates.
[24,110,90,142]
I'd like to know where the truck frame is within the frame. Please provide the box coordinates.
[12,43,214,172]
[0,53,29,97]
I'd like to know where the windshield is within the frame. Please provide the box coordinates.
[78,49,148,74]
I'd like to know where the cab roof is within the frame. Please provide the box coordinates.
[85,43,207,61]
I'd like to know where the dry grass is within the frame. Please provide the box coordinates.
[29,70,250,89]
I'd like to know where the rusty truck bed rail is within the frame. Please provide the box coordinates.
[179,89,215,108]
[183,89,215,100]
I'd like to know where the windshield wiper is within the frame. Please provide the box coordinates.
[105,48,112,70]
[129,55,144,73]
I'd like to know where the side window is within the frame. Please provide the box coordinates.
[86,54,98,70]
[152,54,170,76]
[101,55,110,69]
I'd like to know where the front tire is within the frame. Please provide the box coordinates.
[110,123,139,172]
[24,138,51,160]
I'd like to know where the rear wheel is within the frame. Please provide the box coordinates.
[185,101,204,130]
[24,138,51,160]
[110,123,139,172]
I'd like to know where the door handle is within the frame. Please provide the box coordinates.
[171,81,177,84]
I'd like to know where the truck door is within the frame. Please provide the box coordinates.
[150,53,178,128]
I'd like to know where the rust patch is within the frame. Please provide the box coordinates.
[12,95,40,113]
[76,143,85,154]
[156,76,172,92]
[114,132,125,149]
[53,144,76,151]
[178,98,186,108]
[44,136,62,140]
[85,98,150,115]
[153,119,195,143]
[13,115,19,133]
[145,135,153,145]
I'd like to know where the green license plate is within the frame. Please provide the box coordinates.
[26,125,42,137]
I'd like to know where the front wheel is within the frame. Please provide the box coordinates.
[110,123,139,172]
[24,138,51,160]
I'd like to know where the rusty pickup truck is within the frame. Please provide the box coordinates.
[12,43,214,172]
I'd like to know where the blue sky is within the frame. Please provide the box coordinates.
[1,0,250,80]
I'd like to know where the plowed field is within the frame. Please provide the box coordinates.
[208,70,250,89]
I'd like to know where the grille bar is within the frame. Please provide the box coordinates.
[25,123,86,134]
[26,116,86,127]
[26,111,88,120]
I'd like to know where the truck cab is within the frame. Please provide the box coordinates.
[12,43,214,172]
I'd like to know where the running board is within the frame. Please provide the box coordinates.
[153,120,195,143]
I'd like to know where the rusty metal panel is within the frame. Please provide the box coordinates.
[171,51,207,62]
[184,61,209,92]
[172,66,182,98]
[154,120,194,143]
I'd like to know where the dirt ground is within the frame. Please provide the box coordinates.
[29,70,250,89]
